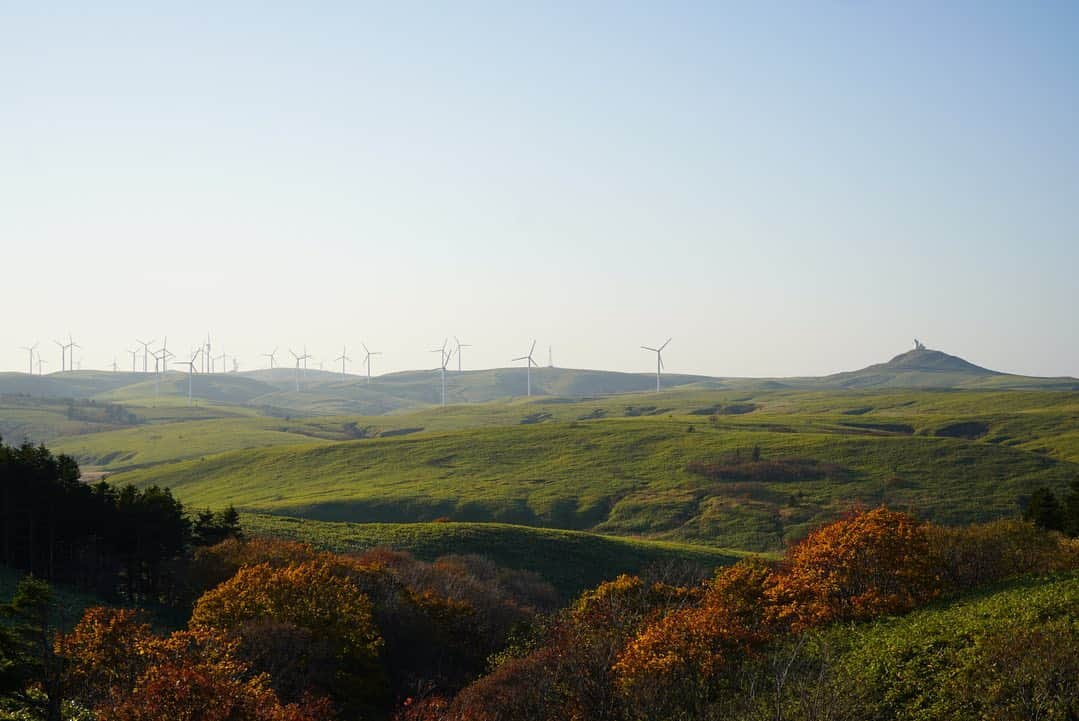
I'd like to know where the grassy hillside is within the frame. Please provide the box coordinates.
[242,513,744,598]
[830,572,1079,720]
[113,389,1079,550]
[2,347,1072,420]
[51,418,340,471]
[60,384,1079,465]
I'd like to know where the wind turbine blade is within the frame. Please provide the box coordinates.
[641,346,657,352]
[529,340,536,355]
[512,355,527,361]
[659,338,672,351]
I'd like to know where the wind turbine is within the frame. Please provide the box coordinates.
[152,340,175,397]
[156,338,174,373]
[430,339,455,406]
[174,349,201,405]
[262,347,278,369]
[288,347,311,392]
[203,333,212,374]
[214,353,226,373]
[54,340,66,372]
[454,337,472,373]
[361,343,380,384]
[334,346,351,377]
[136,338,155,373]
[127,349,138,373]
[512,340,539,397]
[19,343,38,375]
[640,338,672,392]
[35,353,46,376]
[65,334,80,373]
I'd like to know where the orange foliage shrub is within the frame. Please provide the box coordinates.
[60,607,333,721]
[95,660,332,721]
[613,559,775,712]
[190,559,385,714]
[768,507,940,629]
[188,537,324,598]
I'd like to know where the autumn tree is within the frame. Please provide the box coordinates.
[57,607,156,710]
[614,559,777,719]
[768,507,940,629]
[190,559,386,716]
[60,607,331,721]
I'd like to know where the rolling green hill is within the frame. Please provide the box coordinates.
[241,514,744,598]
[2,347,1073,420]
[111,388,1079,550]
[7,351,1078,556]
[828,572,1079,720]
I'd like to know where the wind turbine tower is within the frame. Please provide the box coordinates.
[157,338,174,373]
[64,334,80,373]
[152,340,175,397]
[288,347,311,392]
[361,344,381,384]
[174,349,201,405]
[430,339,455,406]
[512,340,539,397]
[454,337,472,373]
[262,348,278,369]
[35,354,46,376]
[640,338,672,392]
[19,343,38,375]
[334,347,351,377]
[136,339,155,373]
[54,340,66,373]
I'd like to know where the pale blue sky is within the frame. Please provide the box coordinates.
[2,3,1076,377]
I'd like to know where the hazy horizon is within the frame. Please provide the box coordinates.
[3,3,1076,378]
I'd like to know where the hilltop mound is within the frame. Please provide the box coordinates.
[821,348,1001,389]
[875,348,995,374]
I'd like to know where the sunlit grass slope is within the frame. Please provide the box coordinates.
[831,572,1079,719]
[242,513,744,598]
[113,395,1079,550]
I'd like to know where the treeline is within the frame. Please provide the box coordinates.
[65,400,139,425]
[1,539,558,721]
[0,438,239,602]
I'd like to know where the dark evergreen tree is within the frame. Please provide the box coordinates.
[0,577,64,721]
[1023,487,1065,533]
[1063,478,1079,537]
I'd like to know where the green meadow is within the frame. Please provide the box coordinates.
[6,351,1078,563]
[241,514,746,598]
[96,387,1079,551]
